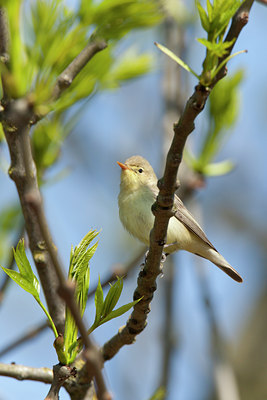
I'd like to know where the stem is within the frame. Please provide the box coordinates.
[37,299,58,338]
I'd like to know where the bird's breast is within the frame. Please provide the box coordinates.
[118,188,155,245]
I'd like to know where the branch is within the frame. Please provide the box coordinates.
[101,0,254,362]
[0,7,9,63]
[52,39,107,100]
[0,362,53,383]
[45,364,77,400]
[2,100,65,333]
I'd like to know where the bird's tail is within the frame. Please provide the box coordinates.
[214,262,243,283]
[195,247,243,283]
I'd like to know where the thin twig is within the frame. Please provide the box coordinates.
[52,39,107,100]
[102,0,254,362]
[0,362,53,383]
[0,7,9,63]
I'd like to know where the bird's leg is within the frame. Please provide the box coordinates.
[145,249,167,264]
[163,241,178,255]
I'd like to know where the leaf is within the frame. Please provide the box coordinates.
[1,239,58,338]
[196,1,210,32]
[155,42,200,80]
[202,160,235,176]
[94,276,104,325]
[64,230,99,364]
[148,386,166,400]
[1,239,40,298]
[101,277,123,317]
[100,298,141,326]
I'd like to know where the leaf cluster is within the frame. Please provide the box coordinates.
[1,232,140,365]
[89,275,140,334]
[156,0,246,86]
[0,0,161,182]
[63,230,99,364]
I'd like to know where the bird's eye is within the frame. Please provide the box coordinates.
[138,168,143,173]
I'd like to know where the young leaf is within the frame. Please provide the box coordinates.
[101,277,123,318]
[202,160,235,176]
[100,299,141,326]
[155,42,200,80]
[1,239,40,298]
[196,1,210,32]
[1,239,58,338]
[94,276,104,325]
[64,230,99,364]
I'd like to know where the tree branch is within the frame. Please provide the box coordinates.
[52,39,107,100]
[102,0,254,362]
[0,7,9,63]
[2,99,65,333]
[0,362,53,383]
[45,364,77,400]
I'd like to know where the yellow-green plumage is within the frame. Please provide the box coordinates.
[118,155,242,283]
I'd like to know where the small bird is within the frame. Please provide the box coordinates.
[117,155,243,283]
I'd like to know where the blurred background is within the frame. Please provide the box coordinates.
[0,1,267,399]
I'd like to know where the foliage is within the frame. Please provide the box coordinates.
[185,69,244,175]
[0,231,140,364]
[0,239,58,337]
[0,0,161,183]
[156,0,246,86]
[63,230,99,364]
[89,276,140,334]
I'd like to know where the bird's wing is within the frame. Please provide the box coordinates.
[174,195,217,251]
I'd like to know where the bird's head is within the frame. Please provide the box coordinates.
[117,155,157,191]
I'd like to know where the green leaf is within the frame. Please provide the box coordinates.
[102,277,123,317]
[1,239,40,298]
[1,239,58,338]
[94,276,104,325]
[196,1,210,32]
[148,386,166,400]
[197,38,235,58]
[100,298,140,325]
[202,160,235,176]
[155,42,200,80]
[64,230,99,364]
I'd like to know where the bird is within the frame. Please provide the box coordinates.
[117,155,243,283]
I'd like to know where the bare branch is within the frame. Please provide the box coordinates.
[0,362,53,383]
[2,100,65,333]
[52,39,107,100]
[0,7,9,63]
[102,0,254,362]
[45,364,77,400]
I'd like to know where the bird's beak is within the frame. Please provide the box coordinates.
[117,161,129,170]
